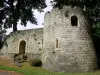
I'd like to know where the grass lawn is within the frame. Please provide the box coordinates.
[0,57,100,75]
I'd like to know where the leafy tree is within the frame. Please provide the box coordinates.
[53,0,100,22]
[0,0,47,31]
[53,0,98,8]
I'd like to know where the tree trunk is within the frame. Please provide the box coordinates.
[10,0,17,31]
[13,22,17,31]
[13,0,20,31]
[12,11,18,31]
[10,0,20,31]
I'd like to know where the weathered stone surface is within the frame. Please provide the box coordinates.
[1,28,43,60]
[42,6,97,72]
[0,6,97,73]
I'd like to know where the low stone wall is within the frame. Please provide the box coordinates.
[3,53,42,62]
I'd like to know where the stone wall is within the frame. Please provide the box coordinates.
[42,6,97,72]
[0,5,97,73]
[1,28,43,60]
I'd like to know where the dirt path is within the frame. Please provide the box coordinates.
[0,70,24,75]
[0,56,24,75]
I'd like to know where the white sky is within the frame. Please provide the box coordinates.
[6,0,53,35]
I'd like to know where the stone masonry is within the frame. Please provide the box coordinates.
[1,28,43,60]
[42,6,97,72]
[1,6,97,72]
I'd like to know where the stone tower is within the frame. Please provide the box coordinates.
[42,6,97,72]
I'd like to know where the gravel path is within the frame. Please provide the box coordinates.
[0,70,24,75]
[0,72,11,75]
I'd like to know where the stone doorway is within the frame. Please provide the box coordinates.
[19,40,26,54]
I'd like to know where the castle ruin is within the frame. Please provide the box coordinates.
[1,6,97,72]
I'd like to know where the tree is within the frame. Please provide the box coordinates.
[53,0,97,8]
[0,0,47,31]
[53,0,100,22]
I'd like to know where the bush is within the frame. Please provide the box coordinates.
[94,22,100,38]
[30,59,42,67]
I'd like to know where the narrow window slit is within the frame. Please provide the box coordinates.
[56,39,58,48]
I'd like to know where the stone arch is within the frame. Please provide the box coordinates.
[71,15,78,26]
[19,40,26,54]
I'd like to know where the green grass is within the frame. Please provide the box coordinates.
[0,62,100,75]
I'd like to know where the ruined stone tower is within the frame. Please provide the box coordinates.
[1,5,97,73]
[42,6,97,72]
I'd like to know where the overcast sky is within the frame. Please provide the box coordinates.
[6,0,53,35]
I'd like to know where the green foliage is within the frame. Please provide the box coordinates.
[29,59,42,67]
[94,22,100,38]
[0,0,47,31]
[53,0,99,8]
[53,0,83,8]
[53,0,82,8]
[53,0,100,24]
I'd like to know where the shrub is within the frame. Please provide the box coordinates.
[30,59,42,67]
[94,22,100,38]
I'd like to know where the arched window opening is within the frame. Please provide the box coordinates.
[71,15,78,26]
[19,40,26,54]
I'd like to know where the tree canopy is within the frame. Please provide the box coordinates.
[0,0,46,31]
[53,0,100,23]
[53,0,98,8]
